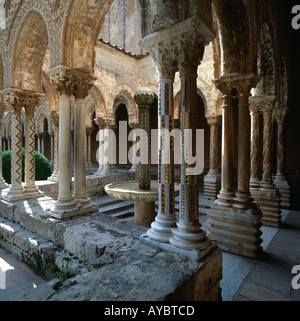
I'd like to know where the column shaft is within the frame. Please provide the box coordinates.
[147,75,177,242]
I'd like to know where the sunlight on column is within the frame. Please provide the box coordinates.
[0,257,14,289]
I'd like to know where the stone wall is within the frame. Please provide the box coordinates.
[99,0,143,55]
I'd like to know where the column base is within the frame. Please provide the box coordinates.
[0,178,9,189]
[48,172,59,182]
[146,213,178,243]
[74,195,99,213]
[1,186,27,202]
[233,191,253,209]
[252,183,281,228]
[273,176,290,209]
[204,173,221,200]
[208,203,263,259]
[169,221,214,253]
[24,185,45,199]
[93,169,104,176]
[140,233,217,262]
[50,197,81,220]
[215,190,235,207]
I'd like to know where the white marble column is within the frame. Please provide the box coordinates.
[47,66,79,219]
[72,74,98,214]
[48,111,59,181]
[273,107,290,209]
[94,117,106,175]
[204,116,222,200]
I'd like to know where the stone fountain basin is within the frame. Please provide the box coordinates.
[105,180,179,203]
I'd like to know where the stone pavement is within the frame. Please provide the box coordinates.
[0,196,299,301]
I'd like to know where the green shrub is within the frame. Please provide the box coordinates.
[2,149,51,184]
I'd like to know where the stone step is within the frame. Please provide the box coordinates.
[99,201,134,215]
[97,198,122,208]
[110,207,134,219]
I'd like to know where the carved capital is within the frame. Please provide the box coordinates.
[134,87,155,106]
[94,117,106,129]
[207,116,222,127]
[273,107,288,124]
[47,65,96,98]
[103,117,116,130]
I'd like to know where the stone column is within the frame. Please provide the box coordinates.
[128,122,138,172]
[249,98,261,191]
[48,111,59,181]
[37,133,41,153]
[86,127,93,167]
[0,104,8,188]
[139,43,178,243]
[94,117,106,175]
[41,132,45,156]
[209,75,263,259]
[273,107,290,209]
[168,40,215,259]
[102,118,116,174]
[204,116,221,200]
[23,94,44,198]
[233,75,258,209]
[134,88,154,191]
[72,71,98,213]
[49,131,54,166]
[47,66,79,219]
[2,90,24,200]
[256,96,281,227]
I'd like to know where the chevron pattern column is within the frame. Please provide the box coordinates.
[2,89,25,200]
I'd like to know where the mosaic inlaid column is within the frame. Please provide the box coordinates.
[134,88,154,191]
[94,117,106,175]
[47,66,79,219]
[48,111,59,181]
[249,98,261,191]
[2,90,24,200]
[169,42,215,257]
[86,128,93,167]
[139,50,177,242]
[24,94,44,198]
[257,96,281,227]
[204,116,221,200]
[0,104,8,189]
[72,72,98,213]
[273,107,290,209]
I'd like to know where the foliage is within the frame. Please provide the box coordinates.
[2,149,51,184]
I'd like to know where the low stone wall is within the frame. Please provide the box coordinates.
[36,170,138,199]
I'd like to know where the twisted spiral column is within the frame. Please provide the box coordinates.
[204,116,221,200]
[0,106,8,189]
[249,101,261,190]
